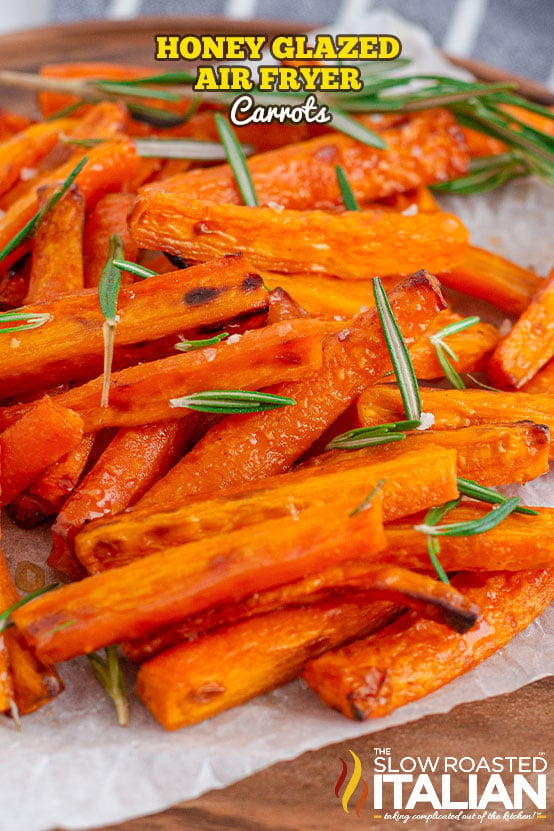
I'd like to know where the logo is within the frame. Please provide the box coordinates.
[334,749,548,823]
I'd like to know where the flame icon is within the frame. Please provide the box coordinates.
[335,750,369,817]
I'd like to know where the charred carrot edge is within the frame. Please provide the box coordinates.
[357,386,554,460]
[83,193,137,288]
[438,245,543,315]
[12,493,386,664]
[302,569,554,720]
[49,419,197,579]
[384,503,554,571]
[41,317,327,432]
[75,444,458,574]
[138,272,446,507]
[488,267,554,389]
[24,183,85,304]
[125,563,479,666]
[143,109,468,209]
[1,398,84,507]
[0,254,269,403]
[129,192,469,280]
[11,433,95,528]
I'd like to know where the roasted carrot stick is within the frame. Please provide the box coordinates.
[0,138,140,272]
[24,183,84,304]
[144,109,468,209]
[11,433,95,527]
[0,545,16,712]
[0,118,76,199]
[438,245,543,315]
[522,357,554,393]
[130,193,469,280]
[0,254,269,401]
[357,387,554,459]
[0,109,33,141]
[488,266,554,389]
[302,569,554,719]
[12,491,386,664]
[125,562,479,665]
[1,397,84,507]
[48,419,198,579]
[138,598,397,728]
[136,567,479,729]
[409,312,500,380]
[74,444,458,573]
[83,193,137,287]
[138,272,446,506]
[315,421,550,488]
[384,503,554,571]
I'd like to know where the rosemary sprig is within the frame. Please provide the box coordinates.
[431,153,529,195]
[457,477,539,516]
[63,135,253,161]
[415,497,520,537]
[0,311,51,335]
[214,113,258,206]
[349,478,386,516]
[175,332,229,352]
[335,165,360,211]
[98,235,124,408]
[0,583,60,634]
[326,419,420,450]
[0,156,87,264]
[87,646,129,727]
[326,107,385,148]
[421,498,461,584]
[429,316,480,390]
[372,277,421,422]
[169,389,296,414]
[111,259,156,280]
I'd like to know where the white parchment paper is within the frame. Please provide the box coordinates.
[1,11,553,831]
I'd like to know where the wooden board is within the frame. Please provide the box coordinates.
[1,17,552,831]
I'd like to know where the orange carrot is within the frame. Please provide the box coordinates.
[83,193,137,287]
[0,118,75,199]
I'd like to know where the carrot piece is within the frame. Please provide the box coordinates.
[0,118,76,199]
[44,317,326,432]
[83,194,137,287]
[138,272,446,507]
[74,444,458,573]
[488,267,554,389]
[310,422,550,488]
[1,397,84,507]
[0,547,16,712]
[11,433,95,527]
[0,110,34,141]
[129,193,469,280]
[302,569,554,719]
[144,109,468,208]
[12,490,386,664]
[522,357,554,393]
[24,183,84,304]
[375,185,442,213]
[0,252,31,309]
[48,419,198,579]
[384,504,554,571]
[0,138,140,272]
[410,312,500,380]
[0,254,269,401]
[459,126,506,158]
[438,245,543,315]
[136,567,478,729]
[357,387,554,459]
[139,598,397,728]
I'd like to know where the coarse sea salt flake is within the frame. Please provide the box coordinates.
[226,334,241,345]
[416,411,435,430]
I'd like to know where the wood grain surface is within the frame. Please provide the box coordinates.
[1,18,552,831]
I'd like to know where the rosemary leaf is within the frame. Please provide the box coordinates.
[420,498,461,584]
[457,477,539,516]
[430,316,480,390]
[134,137,253,160]
[175,332,229,352]
[434,341,466,390]
[326,419,420,450]
[349,478,386,516]
[372,277,421,421]
[99,235,124,408]
[0,156,87,264]
[111,259,156,279]
[415,497,521,537]
[126,102,193,127]
[0,311,50,335]
[0,583,60,633]
[170,389,296,414]
[93,80,181,102]
[105,71,197,86]
[326,107,386,148]
[335,165,360,211]
[87,646,129,727]
[214,113,258,206]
